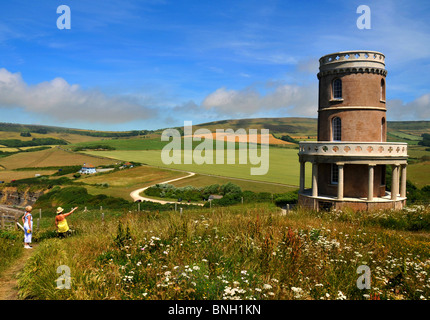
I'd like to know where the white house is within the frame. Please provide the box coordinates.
[79,163,97,174]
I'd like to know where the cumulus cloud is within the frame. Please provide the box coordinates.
[0,68,156,124]
[387,94,430,121]
[201,83,317,117]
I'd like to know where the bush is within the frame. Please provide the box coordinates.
[274,190,299,207]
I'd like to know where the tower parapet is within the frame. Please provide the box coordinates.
[318,51,387,78]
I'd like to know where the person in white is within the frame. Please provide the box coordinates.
[22,205,33,249]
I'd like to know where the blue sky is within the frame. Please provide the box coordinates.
[0,0,429,131]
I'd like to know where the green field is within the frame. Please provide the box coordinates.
[82,147,312,188]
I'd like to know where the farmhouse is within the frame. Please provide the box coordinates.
[298,51,408,211]
[120,162,134,169]
[79,163,97,174]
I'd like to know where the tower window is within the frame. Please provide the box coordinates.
[333,78,342,99]
[332,117,341,141]
[381,78,386,101]
[331,164,339,184]
[381,117,386,142]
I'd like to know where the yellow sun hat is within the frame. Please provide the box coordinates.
[56,207,64,214]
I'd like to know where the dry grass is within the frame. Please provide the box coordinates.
[0,169,57,182]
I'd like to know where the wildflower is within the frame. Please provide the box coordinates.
[263,284,273,290]
[193,266,200,271]
[336,291,347,300]
[291,287,303,298]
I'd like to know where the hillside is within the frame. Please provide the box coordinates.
[2,118,430,142]
[0,118,429,201]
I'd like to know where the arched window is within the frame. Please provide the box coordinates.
[381,117,386,142]
[380,79,386,101]
[333,78,342,99]
[332,117,341,141]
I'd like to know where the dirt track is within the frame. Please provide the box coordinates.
[129,171,204,206]
[0,244,37,300]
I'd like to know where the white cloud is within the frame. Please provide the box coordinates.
[0,68,156,124]
[387,94,430,121]
[201,82,317,117]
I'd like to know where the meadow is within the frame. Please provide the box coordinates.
[0,147,117,170]
[11,203,430,300]
[82,147,313,188]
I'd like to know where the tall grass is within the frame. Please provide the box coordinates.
[17,203,430,300]
[0,229,23,276]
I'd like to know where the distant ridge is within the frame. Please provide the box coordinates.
[0,117,429,138]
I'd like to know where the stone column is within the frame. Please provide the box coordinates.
[299,161,305,193]
[400,164,407,198]
[337,163,344,200]
[368,164,375,201]
[391,164,399,201]
[312,162,318,197]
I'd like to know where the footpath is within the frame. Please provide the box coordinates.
[0,244,37,300]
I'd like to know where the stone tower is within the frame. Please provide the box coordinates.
[298,51,408,211]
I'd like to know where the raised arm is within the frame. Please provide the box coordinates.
[63,207,78,217]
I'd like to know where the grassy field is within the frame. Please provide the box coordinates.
[408,161,430,188]
[11,202,430,300]
[78,165,189,200]
[81,167,297,200]
[0,169,57,182]
[169,173,296,194]
[82,147,312,188]
[0,147,117,170]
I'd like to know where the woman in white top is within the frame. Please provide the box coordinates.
[22,205,33,249]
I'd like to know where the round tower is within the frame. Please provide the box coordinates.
[317,51,387,142]
[298,50,408,212]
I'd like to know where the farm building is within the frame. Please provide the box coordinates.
[120,162,134,169]
[79,163,97,174]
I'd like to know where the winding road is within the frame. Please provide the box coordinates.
[129,171,204,206]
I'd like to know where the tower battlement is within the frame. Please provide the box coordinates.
[318,51,387,78]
